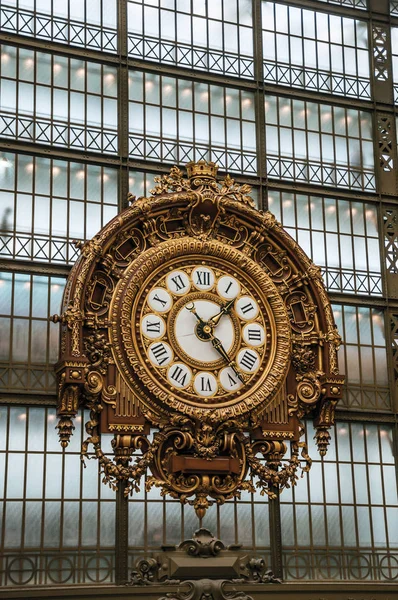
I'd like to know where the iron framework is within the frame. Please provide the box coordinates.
[0,0,398,589]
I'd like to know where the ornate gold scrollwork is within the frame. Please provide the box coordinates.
[147,418,252,519]
[51,304,84,357]
[83,331,111,375]
[296,373,322,405]
[256,243,291,283]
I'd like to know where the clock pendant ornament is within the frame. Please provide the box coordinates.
[53,161,344,518]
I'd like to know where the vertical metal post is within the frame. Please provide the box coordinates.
[268,483,283,580]
[115,1,130,585]
[115,480,129,584]
[369,11,397,196]
[393,422,398,498]
[253,0,267,212]
[254,0,283,574]
[118,0,130,211]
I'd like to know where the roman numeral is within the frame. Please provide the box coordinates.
[240,302,254,314]
[239,350,257,371]
[171,274,185,291]
[227,373,238,387]
[152,294,167,307]
[151,343,169,365]
[225,281,233,294]
[170,366,187,386]
[196,271,210,286]
[247,328,261,341]
[146,320,161,333]
[201,377,213,392]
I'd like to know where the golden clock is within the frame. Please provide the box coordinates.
[54,160,344,518]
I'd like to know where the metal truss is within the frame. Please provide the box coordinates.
[1,0,398,586]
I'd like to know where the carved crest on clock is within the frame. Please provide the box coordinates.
[53,161,344,517]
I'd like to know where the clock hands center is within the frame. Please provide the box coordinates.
[185,302,214,340]
[186,299,235,335]
[185,302,245,384]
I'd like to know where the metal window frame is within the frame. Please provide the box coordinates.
[0,0,398,588]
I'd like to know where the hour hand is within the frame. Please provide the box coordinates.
[211,335,245,384]
[209,299,235,328]
[185,302,205,325]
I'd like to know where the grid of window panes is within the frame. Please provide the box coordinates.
[0,45,118,153]
[129,71,257,174]
[128,472,271,565]
[281,420,398,581]
[262,3,370,98]
[0,272,65,395]
[264,95,375,191]
[0,153,118,264]
[333,304,391,411]
[128,434,272,568]
[127,0,254,78]
[269,191,382,296]
[1,0,398,590]
[0,1,118,52]
[0,405,116,586]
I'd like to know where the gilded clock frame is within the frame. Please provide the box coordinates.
[53,160,344,518]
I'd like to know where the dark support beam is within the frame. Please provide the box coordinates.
[0,259,71,277]
[254,0,267,211]
[115,480,130,585]
[393,425,398,498]
[118,0,130,212]
[0,139,122,167]
[369,0,390,16]
[115,3,130,585]
[0,33,121,65]
[268,483,283,580]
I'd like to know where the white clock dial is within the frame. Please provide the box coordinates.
[242,322,265,347]
[236,347,260,373]
[174,299,235,364]
[166,270,191,295]
[167,362,192,389]
[148,287,173,313]
[216,275,240,300]
[192,266,215,291]
[219,367,244,392]
[235,296,259,321]
[138,260,272,407]
[141,313,166,339]
[193,371,218,397]
[148,341,173,367]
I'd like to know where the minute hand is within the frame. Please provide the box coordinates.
[211,335,245,384]
[209,299,235,328]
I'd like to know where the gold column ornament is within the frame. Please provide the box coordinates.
[53,161,344,517]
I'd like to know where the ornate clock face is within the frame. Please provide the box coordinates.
[139,264,267,401]
[110,239,291,418]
